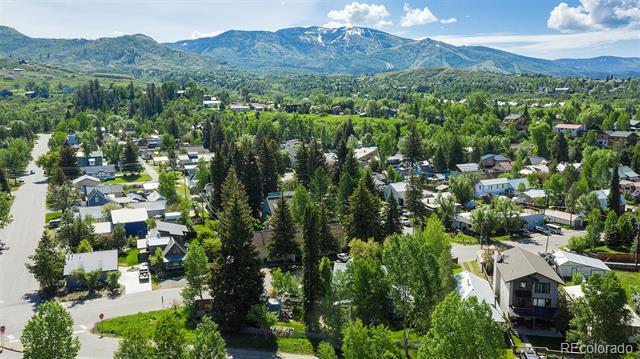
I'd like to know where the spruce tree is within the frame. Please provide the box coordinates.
[318,202,340,256]
[344,177,381,241]
[257,137,279,194]
[26,232,65,293]
[432,146,447,173]
[608,166,622,215]
[210,169,264,331]
[400,120,424,166]
[202,117,212,150]
[382,194,403,237]
[405,171,427,223]
[302,204,321,331]
[268,194,300,266]
[342,148,360,180]
[58,140,80,178]
[122,139,140,174]
[295,141,310,188]
[447,136,465,170]
[337,172,356,217]
[554,132,569,163]
[208,147,227,214]
[0,167,9,192]
[234,148,263,217]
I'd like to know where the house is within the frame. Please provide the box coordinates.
[493,247,564,328]
[620,180,640,193]
[453,208,543,232]
[202,95,221,108]
[142,182,160,193]
[93,221,112,235]
[480,154,511,168]
[110,208,148,238]
[262,191,294,217]
[519,164,550,176]
[77,206,105,222]
[162,238,187,270]
[86,188,109,207]
[130,200,167,218]
[96,184,125,197]
[385,154,404,167]
[63,250,118,289]
[544,209,585,229]
[80,165,116,181]
[451,163,480,176]
[229,103,251,112]
[552,251,610,280]
[503,114,527,131]
[146,191,165,202]
[77,150,104,167]
[592,189,626,212]
[474,178,529,198]
[517,189,546,203]
[152,156,169,166]
[455,271,505,323]
[596,131,638,147]
[384,182,407,207]
[553,124,585,138]
[154,221,190,241]
[527,156,549,166]
[556,162,581,173]
[616,166,640,181]
[353,147,378,165]
[72,175,100,194]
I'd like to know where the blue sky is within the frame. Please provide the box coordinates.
[1,0,639,59]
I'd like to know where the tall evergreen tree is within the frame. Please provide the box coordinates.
[257,137,279,194]
[318,202,340,256]
[58,140,80,178]
[210,114,225,150]
[405,171,427,223]
[447,136,465,170]
[208,147,227,215]
[432,146,447,173]
[167,117,180,140]
[210,169,264,331]
[268,194,300,266]
[302,204,321,331]
[295,141,310,188]
[0,167,9,192]
[337,172,356,217]
[553,132,569,163]
[608,165,622,215]
[382,194,402,237]
[122,139,140,173]
[342,148,360,180]
[26,232,65,293]
[234,148,263,217]
[400,120,424,166]
[344,177,381,241]
[202,117,212,150]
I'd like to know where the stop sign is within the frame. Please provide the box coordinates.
[99,314,104,320]
[0,325,5,334]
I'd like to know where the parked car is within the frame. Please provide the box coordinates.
[401,218,411,227]
[336,253,349,263]
[48,218,62,228]
[139,263,150,281]
[29,169,34,175]
[545,223,562,234]
[520,349,541,359]
[535,225,549,235]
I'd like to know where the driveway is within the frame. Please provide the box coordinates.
[452,229,584,262]
[118,267,152,294]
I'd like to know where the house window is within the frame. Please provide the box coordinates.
[533,298,551,307]
[534,282,551,294]
[519,281,527,289]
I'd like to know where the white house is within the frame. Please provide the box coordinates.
[455,271,505,323]
[552,251,610,280]
[474,178,529,198]
[553,124,585,138]
[384,182,407,207]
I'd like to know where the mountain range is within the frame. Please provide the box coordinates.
[1,25,638,78]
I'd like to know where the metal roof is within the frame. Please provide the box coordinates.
[63,250,118,275]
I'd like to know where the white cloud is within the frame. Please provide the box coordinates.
[400,3,438,26]
[440,17,457,24]
[190,30,223,39]
[432,28,640,58]
[548,0,640,32]
[326,2,392,28]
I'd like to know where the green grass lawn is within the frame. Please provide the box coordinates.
[461,260,483,277]
[613,270,640,303]
[451,233,479,245]
[103,173,152,184]
[98,308,315,355]
[591,245,629,254]
[45,210,62,222]
[118,249,140,267]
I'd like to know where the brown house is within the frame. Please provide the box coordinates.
[503,114,528,131]
[596,131,638,147]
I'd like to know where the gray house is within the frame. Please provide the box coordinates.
[493,247,564,329]
[63,250,118,289]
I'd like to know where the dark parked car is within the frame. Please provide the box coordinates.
[48,218,62,228]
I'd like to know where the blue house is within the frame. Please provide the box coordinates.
[111,208,148,238]
[86,188,109,207]
[77,150,104,167]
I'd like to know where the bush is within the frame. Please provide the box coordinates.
[567,236,588,253]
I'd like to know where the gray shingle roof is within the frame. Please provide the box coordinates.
[496,247,563,284]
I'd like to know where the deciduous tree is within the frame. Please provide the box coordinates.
[21,301,80,359]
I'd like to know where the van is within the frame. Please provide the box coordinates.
[545,224,562,234]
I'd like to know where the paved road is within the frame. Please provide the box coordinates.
[0,134,51,337]
[452,229,584,262]
[140,158,159,182]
